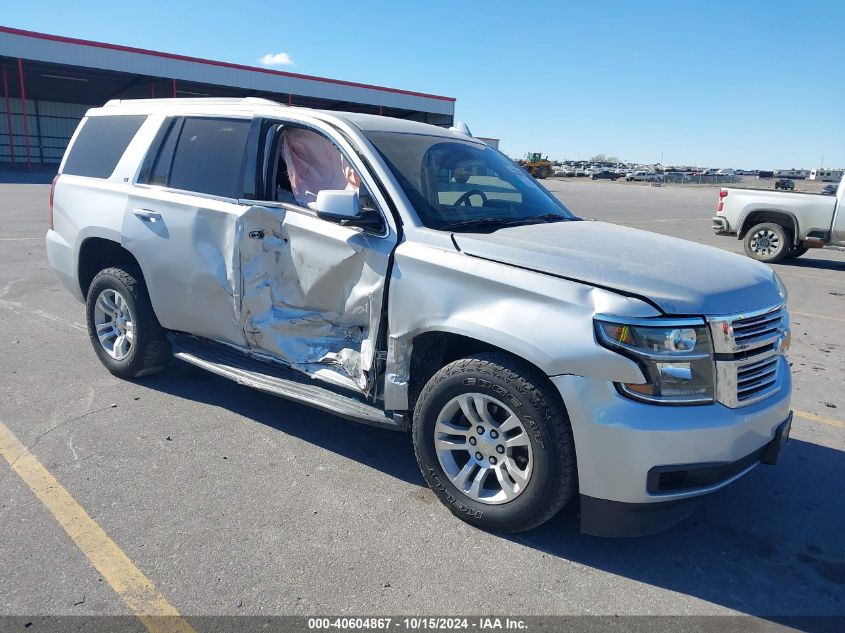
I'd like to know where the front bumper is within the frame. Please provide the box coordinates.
[579,414,791,537]
[551,361,791,536]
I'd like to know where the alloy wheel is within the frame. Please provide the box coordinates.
[750,228,781,257]
[93,288,135,361]
[434,393,534,505]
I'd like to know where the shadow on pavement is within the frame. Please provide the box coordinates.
[141,360,845,618]
[508,434,845,618]
[777,257,845,272]
[140,360,425,487]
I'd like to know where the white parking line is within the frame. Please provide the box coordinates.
[0,298,87,333]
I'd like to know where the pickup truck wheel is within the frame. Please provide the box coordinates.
[413,353,576,533]
[86,266,171,379]
[744,222,790,263]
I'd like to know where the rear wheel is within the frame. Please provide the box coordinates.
[412,353,576,533]
[743,222,790,263]
[86,266,171,378]
[537,167,549,179]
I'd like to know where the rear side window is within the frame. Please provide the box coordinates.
[138,118,182,187]
[167,117,251,198]
[63,115,146,178]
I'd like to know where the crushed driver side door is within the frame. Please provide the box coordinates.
[236,203,395,394]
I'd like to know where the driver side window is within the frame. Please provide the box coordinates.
[263,124,379,216]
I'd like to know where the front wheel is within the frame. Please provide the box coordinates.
[412,353,577,533]
[743,222,790,263]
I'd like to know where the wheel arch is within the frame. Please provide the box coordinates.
[403,329,561,416]
[738,208,799,244]
[77,236,145,299]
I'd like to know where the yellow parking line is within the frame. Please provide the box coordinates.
[791,310,845,324]
[0,420,195,633]
[794,410,845,429]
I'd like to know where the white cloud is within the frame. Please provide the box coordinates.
[259,52,294,66]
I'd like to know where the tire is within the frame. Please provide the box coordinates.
[412,353,577,533]
[743,222,790,263]
[785,246,808,259]
[85,266,171,379]
[537,167,549,179]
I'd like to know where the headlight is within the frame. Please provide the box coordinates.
[595,317,715,405]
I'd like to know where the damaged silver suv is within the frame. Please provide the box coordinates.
[47,98,792,536]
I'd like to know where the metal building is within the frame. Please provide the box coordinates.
[0,25,456,168]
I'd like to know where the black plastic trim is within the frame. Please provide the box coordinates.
[580,495,699,538]
[646,413,791,493]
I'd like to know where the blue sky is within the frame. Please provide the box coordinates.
[5,1,844,168]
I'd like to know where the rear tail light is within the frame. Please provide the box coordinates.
[49,174,58,230]
[716,189,727,212]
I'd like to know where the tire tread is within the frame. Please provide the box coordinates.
[86,265,170,378]
[413,352,576,533]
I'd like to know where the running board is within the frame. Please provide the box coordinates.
[169,334,404,431]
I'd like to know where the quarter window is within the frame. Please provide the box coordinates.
[63,115,147,179]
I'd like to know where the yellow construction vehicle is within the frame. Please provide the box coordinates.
[518,152,553,179]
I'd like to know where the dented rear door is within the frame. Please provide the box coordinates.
[237,204,394,393]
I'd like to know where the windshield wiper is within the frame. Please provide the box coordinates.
[441,213,568,232]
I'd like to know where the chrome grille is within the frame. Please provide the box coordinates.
[731,311,784,346]
[736,353,780,402]
[708,304,788,408]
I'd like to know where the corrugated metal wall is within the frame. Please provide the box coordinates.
[0,97,87,164]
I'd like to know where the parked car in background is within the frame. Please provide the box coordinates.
[590,170,620,181]
[822,184,838,195]
[775,178,794,191]
[712,178,845,262]
[47,97,793,538]
[626,170,656,182]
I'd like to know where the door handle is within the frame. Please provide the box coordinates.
[133,208,162,222]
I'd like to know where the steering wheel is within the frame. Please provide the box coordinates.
[454,189,488,207]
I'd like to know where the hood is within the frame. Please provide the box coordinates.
[453,221,783,315]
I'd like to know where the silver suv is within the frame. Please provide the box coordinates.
[46,97,793,536]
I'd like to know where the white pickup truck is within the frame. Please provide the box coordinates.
[712,178,845,262]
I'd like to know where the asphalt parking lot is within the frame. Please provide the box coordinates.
[1,180,844,624]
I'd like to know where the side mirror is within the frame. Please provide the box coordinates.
[314,189,382,230]
[314,189,360,220]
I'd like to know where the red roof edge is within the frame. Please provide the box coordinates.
[0,25,457,103]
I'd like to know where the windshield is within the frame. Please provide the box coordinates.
[364,131,576,231]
